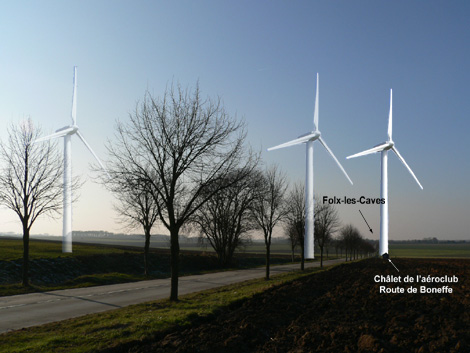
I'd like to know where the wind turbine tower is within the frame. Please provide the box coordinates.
[347,89,423,259]
[34,67,109,253]
[268,74,353,259]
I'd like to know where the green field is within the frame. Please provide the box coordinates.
[0,238,140,262]
[389,243,470,258]
[245,241,470,259]
[3,236,469,261]
[1,236,469,298]
[0,237,303,296]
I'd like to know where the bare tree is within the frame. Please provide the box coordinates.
[351,228,363,260]
[314,199,340,267]
[338,224,364,261]
[251,165,288,280]
[102,166,159,276]
[339,224,353,261]
[192,168,260,266]
[0,120,63,286]
[359,239,375,258]
[285,220,299,263]
[107,83,252,300]
[284,182,305,268]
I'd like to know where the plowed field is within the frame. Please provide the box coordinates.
[127,258,469,353]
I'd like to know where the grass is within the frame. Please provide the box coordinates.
[0,263,340,353]
[0,238,150,296]
[389,243,470,258]
[0,238,140,262]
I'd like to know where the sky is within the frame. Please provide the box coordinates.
[0,1,468,241]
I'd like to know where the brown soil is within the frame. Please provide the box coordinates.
[125,258,469,353]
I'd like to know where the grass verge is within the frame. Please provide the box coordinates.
[0,262,343,353]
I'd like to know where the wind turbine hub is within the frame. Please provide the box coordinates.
[373,141,394,150]
[308,131,321,142]
[55,125,78,135]
[297,131,320,141]
[67,126,79,135]
[66,126,79,135]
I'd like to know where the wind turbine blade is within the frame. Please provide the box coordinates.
[388,89,392,141]
[32,128,74,143]
[347,143,389,159]
[71,66,77,125]
[76,130,111,178]
[318,137,353,185]
[313,73,319,131]
[391,146,423,189]
[267,132,318,151]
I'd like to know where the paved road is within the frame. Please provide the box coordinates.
[0,258,344,334]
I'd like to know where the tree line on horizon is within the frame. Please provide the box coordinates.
[0,81,376,299]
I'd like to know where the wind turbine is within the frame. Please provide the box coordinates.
[268,73,353,259]
[34,66,109,253]
[347,89,423,259]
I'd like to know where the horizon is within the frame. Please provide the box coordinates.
[1,231,468,244]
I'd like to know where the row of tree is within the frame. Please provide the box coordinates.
[0,82,376,299]
[283,184,376,268]
[335,225,377,261]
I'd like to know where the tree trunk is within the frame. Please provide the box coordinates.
[265,241,271,280]
[300,243,305,271]
[22,225,30,287]
[170,227,180,301]
[144,228,151,276]
[320,246,323,268]
[291,242,295,263]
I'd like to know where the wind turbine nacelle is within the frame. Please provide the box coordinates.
[298,131,321,141]
[56,125,78,135]
[374,141,394,151]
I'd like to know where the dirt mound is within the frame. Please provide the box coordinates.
[126,258,469,353]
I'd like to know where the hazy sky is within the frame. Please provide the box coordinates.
[0,1,468,240]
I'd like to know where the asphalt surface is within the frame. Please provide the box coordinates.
[0,258,344,334]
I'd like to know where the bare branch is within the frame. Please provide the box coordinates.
[191,167,260,266]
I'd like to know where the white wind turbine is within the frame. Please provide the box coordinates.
[347,89,423,259]
[34,67,109,253]
[268,73,353,259]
